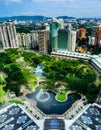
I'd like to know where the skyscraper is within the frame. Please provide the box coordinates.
[18,33,31,47]
[77,28,86,39]
[68,31,77,51]
[50,18,64,51]
[30,31,38,49]
[58,29,68,49]
[0,21,19,49]
[95,25,101,47]
[17,31,38,49]
[88,36,95,46]
[38,30,49,54]
[90,25,101,51]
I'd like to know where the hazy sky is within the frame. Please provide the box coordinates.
[0,0,101,18]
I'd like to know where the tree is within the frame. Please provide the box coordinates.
[0,73,6,104]
[83,72,96,83]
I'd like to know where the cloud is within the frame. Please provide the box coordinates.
[0,0,22,5]
[7,0,22,2]
[49,0,74,1]
[15,11,36,16]
[32,0,43,1]
[32,0,75,2]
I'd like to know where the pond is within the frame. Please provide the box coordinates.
[26,65,81,115]
[26,87,81,115]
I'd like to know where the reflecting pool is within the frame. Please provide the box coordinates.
[26,87,81,115]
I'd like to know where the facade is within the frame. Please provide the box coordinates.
[58,29,68,49]
[77,28,86,39]
[58,18,64,29]
[17,32,38,48]
[68,31,77,51]
[50,20,77,52]
[90,25,101,51]
[95,25,101,47]
[94,25,101,51]
[91,26,98,38]
[88,36,95,46]
[50,18,64,51]
[38,30,49,54]
[0,21,19,49]
[17,33,22,47]
[30,31,38,49]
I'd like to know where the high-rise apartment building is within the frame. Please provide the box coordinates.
[17,33,22,46]
[30,31,38,49]
[67,23,76,51]
[17,32,38,49]
[58,19,64,29]
[77,28,86,39]
[95,25,101,46]
[90,25,101,51]
[38,30,49,54]
[88,26,98,48]
[50,18,64,51]
[58,29,68,49]
[0,21,19,49]
[18,33,31,47]
[50,21,76,52]
[88,36,95,46]
[68,31,77,51]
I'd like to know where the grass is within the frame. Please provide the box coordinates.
[9,99,23,104]
[28,76,39,91]
[0,86,4,104]
[29,81,38,91]
[56,90,67,101]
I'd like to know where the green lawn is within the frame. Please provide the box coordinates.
[9,99,23,104]
[0,85,4,104]
[56,90,67,101]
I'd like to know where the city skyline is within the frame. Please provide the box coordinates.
[0,0,101,18]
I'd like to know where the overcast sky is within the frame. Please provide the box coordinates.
[0,0,101,18]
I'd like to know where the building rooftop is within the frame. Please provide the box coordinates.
[69,103,101,130]
[0,103,101,130]
[91,57,101,69]
[44,118,65,130]
[0,104,40,130]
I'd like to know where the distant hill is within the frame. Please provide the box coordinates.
[0,15,100,22]
[56,16,75,19]
[0,15,51,22]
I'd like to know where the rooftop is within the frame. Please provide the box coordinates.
[44,118,65,130]
[0,104,40,130]
[91,57,101,69]
[69,103,101,130]
[0,103,101,130]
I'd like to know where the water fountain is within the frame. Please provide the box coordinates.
[36,89,50,102]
